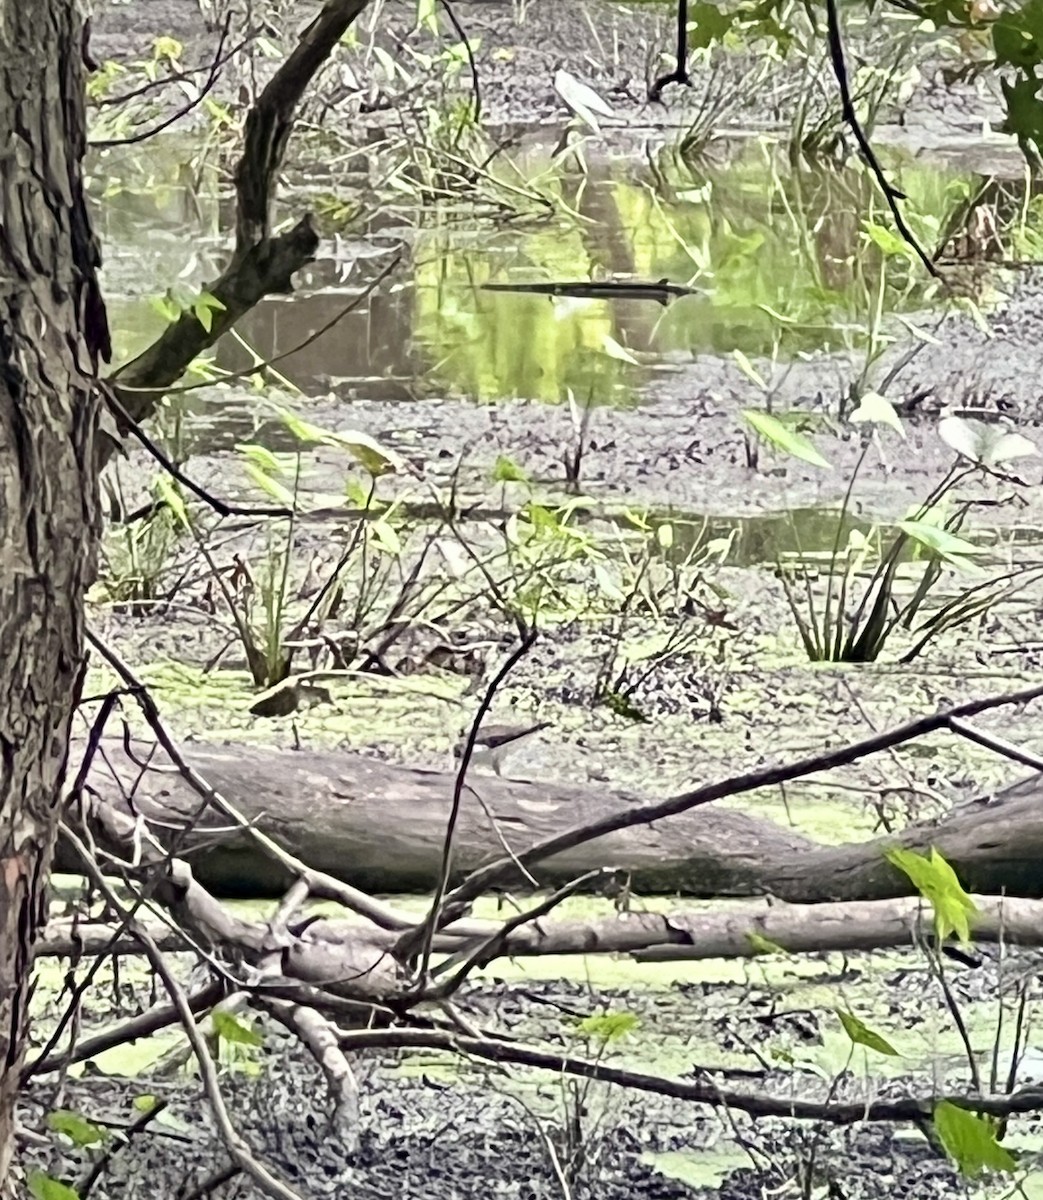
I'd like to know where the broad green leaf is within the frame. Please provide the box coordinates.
[836,1010,899,1056]
[212,1010,264,1048]
[243,463,295,506]
[742,410,832,470]
[237,443,284,475]
[593,562,625,602]
[577,1011,640,1043]
[933,1101,1016,1178]
[370,518,401,555]
[324,432,401,476]
[191,291,227,334]
[415,0,439,33]
[896,520,984,571]
[152,36,183,61]
[686,1,737,47]
[27,1172,80,1200]
[939,415,1038,467]
[47,1110,107,1147]
[863,220,915,261]
[886,847,978,942]
[132,1094,159,1113]
[850,392,905,438]
[149,293,182,322]
[553,67,614,132]
[278,408,402,476]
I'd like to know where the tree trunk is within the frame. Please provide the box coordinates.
[0,0,105,1189]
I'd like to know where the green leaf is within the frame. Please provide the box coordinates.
[415,0,439,33]
[576,1010,640,1043]
[243,463,295,506]
[148,292,183,322]
[836,1010,899,1056]
[742,410,832,470]
[278,408,402,477]
[896,519,984,571]
[46,1109,107,1147]
[1000,73,1043,155]
[132,1094,159,1113]
[553,67,614,132]
[151,35,183,61]
[886,847,978,943]
[154,476,190,530]
[212,1010,264,1048]
[600,332,640,365]
[191,291,226,334]
[370,518,401,555]
[863,220,917,261]
[746,931,789,955]
[933,1101,1016,1178]
[592,562,625,602]
[686,1,736,47]
[733,349,768,391]
[27,1171,80,1200]
[492,455,529,483]
[237,443,284,475]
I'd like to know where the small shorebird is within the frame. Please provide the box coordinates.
[454,721,552,778]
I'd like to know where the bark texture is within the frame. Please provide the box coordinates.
[0,0,104,1187]
[65,736,1043,903]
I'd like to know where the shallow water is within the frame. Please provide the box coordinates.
[91,129,1005,431]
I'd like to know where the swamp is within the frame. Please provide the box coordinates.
[15,0,1043,1197]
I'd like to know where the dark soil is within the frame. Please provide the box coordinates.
[24,958,1038,1200]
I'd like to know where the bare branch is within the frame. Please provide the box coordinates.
[440,681,1043,919]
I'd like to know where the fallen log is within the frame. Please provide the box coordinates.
[35,895,1043,964]
[60,737,1043,902]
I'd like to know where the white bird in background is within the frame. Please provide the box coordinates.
[553,65,615,134]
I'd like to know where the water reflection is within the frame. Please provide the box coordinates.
[92,133,992,408]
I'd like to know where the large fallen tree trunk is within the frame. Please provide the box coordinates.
[61,737,1043,902]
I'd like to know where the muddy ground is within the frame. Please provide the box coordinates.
[26,951,1039,1199]
[27,3,1043,1199]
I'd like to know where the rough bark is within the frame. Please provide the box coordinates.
[64,736,1043,902]
[0,0,104,1188]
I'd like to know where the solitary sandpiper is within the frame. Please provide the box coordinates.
[454,721,552,778]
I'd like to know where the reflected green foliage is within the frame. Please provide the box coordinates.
[411,143,966,404]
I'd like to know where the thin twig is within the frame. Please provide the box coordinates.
[440,680,1043,919]
[104,390,293,518]
[405,627,539,976]
[63,824,307,1200]
[823,0,939,278]
[334,1026,1043,1126]
[91,18,233,148]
